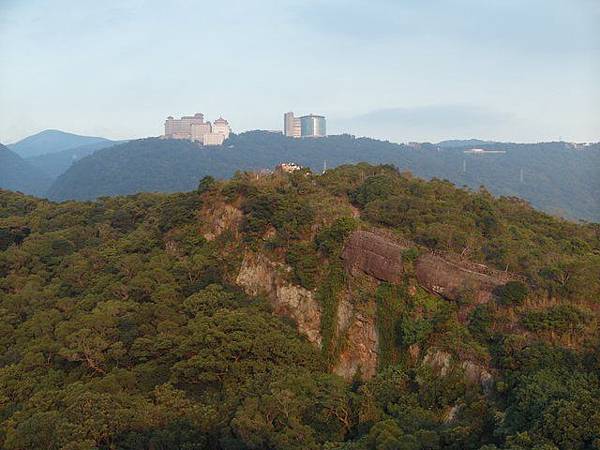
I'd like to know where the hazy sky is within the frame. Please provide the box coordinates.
[0,0,598,144]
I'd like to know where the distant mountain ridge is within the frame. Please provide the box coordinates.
[47,132,600,222]
[436,139,499,148]
[0,144,53,195]
[26,139,123,179]
[8,129,114,158]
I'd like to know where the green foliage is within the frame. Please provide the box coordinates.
[376,284,407,369]
[286,241,320,289]
[0,226,30,250]
[495,281,529,306]
[335,164,600,302]
[468,304,494,343]
[317,262,346,364]
[315,217,359,257]
[397,316,434,349]
[350,171,401,207]
[496,344,600,449]
[1,163,599,450]
[521,304,591,333]
[38,133,600,223]
[157,192,203,233]
[241,183,315,241]
[197,175,216,194]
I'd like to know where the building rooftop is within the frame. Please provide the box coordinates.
[299,114,325,119]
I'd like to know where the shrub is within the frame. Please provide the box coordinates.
[286,242,320,290]
[315,217,358,256]
[197,175,216,194]
[521,304,590,332]
[494,281,528,306]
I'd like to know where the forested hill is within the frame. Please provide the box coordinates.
[1,164,599,449]
[47,132,600,222]
[0,144,53,196]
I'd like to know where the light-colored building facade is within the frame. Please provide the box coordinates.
[165,113,206,140]
[284,112,301,138]
[203,133,225,146]
[212,117,231,140]
[190,122,212,142]
[275,162,303,173]
[284,112,326,138]
[164,113,231,146]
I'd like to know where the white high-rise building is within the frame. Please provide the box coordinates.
[284,112,326,138]
[284,112,301,138]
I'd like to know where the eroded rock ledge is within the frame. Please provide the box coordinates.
[341,230,408,284]
[415,253,513,303]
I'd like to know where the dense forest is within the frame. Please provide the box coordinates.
[1,164,598,449]
[45,132,600,222]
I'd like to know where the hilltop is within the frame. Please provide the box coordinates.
[0,164,598,449]
[48,132,600,222]
[8,129,114,158]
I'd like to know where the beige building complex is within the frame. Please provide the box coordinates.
[164,113,231,146]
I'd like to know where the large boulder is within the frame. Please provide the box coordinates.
[341,231,407,284]
[415,253,512,303]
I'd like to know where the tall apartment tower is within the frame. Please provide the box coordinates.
[284,112,326,138]
[284,112,301,138]
[299,114,326,137]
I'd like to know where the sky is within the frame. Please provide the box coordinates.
[0,0,598,144]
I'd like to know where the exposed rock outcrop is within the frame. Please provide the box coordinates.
[462,361,494,393]
[236,253,322,347]
[342,231,407,284]
[423,349,452,376]
[423,349,494,393]
[333,298,379,380]
[415,253,512,304]
[200,203,243,241]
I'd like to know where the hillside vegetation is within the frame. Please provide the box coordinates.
[47,132,600,222]
[26,140,122,179]
[0,164,599,449]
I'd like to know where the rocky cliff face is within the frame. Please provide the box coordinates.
[341,230,407,284]
[233,229,509,382]
[333,296,379,380]
[235,250,380,380]
[415,253,512,304]
[236,253,322,347]
[200,203,243,241]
